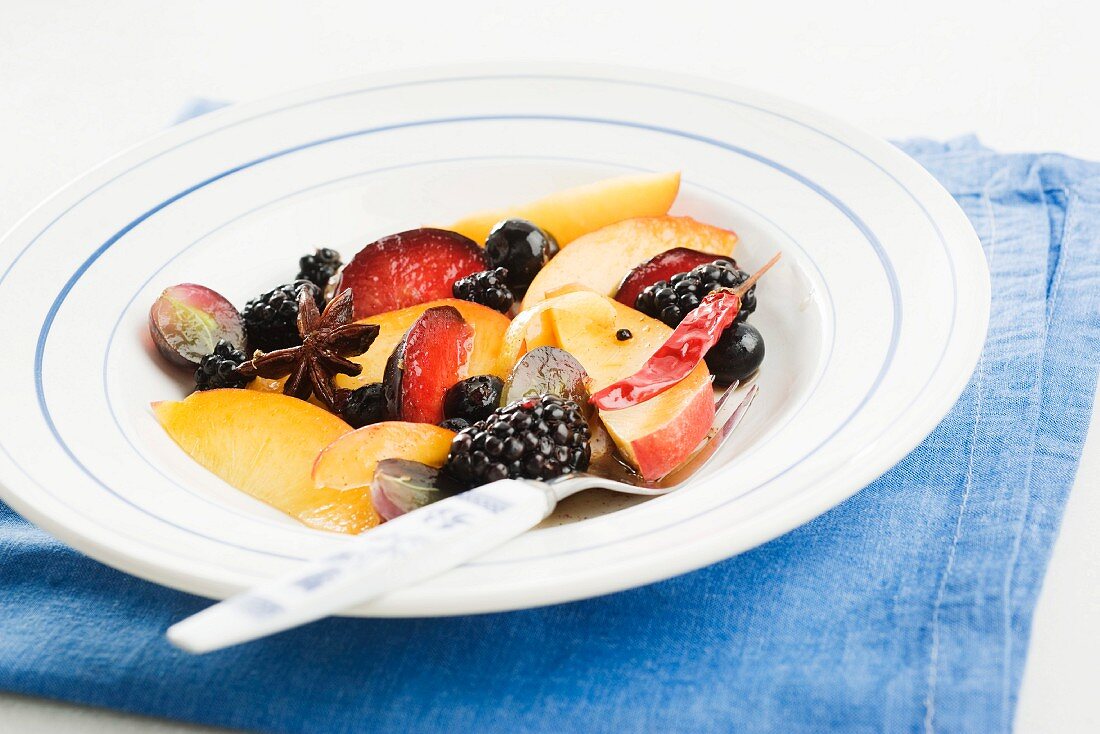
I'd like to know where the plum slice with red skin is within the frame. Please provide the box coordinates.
[337,228,486,319]
[614,247,736,308]
[383,305,473,424]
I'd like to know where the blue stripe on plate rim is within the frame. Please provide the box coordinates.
[36,114,906,558]
[100,153,836,537]
[0,74,958,569]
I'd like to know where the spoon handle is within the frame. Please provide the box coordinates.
[167,478,555,653]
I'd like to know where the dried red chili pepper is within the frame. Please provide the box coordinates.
[591,253,781,410]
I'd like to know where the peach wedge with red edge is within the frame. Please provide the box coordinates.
[152,389,379,534]
[548,294,714,481]
[247,298,511,398]
[313,422,456,493]
[446,171,681,246]
[522,215,739,309]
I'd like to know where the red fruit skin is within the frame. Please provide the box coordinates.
[383,306,473,424]
[628,376,716,481]
[592,289,741,410]
[337,228,486,319]
[148,283,245,368]
[614,247,736,308]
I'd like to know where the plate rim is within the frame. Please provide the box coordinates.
[0,62,990,615]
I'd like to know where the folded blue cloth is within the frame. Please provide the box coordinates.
[0,127,1097,733]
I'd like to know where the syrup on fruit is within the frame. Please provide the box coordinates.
[147,171,783,531]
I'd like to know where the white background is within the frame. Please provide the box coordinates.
[1,1,1097,731]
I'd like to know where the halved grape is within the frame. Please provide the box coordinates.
[371,459,464,521]
[148,284,246,368]
[503,346,592,419]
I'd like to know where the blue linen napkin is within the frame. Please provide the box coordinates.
[0,114,1098,732]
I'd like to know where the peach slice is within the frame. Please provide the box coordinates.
[152,390,377,534]
[447,171,681,246]
[248,298,511,398]
[548,294,714,481]
[594,366,713,481]
[522,216,739,309]
[313,422,456,492]
[496,290,615,376]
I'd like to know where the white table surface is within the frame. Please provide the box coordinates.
[1,1,1097,731]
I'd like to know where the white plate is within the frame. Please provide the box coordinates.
[0,64,988,616]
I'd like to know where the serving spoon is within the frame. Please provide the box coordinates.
[167,382,759,653]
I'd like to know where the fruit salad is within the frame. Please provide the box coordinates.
[148,171,776,534]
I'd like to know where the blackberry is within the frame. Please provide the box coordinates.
[634,260,756,327]
[194,340,250,391]
[443,375,504,423]
[443,394,591,487]
[439,417,471,432]
[484,219,559,295]
[340,383,386,428]
[452,268,514,313]
[296,248,342,292]
[242,280,321,352]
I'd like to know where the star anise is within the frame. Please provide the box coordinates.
[238,288,378,411]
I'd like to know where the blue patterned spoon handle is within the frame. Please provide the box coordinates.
[167,479,555,653]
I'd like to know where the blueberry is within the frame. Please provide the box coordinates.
[443,375,505,422]
[705,323,765,384]
[483,219,559,294]
[340,383,387,428]
[439,417,470,432]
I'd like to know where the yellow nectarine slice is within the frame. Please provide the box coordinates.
[313,422,456,492]
[249,298,510,398]
[447,171,680,246]
[496,290,616,376]
[522,215,738,309]
[548,294,715,481]
[246,376,329,408]
[152,390,378,533]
